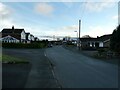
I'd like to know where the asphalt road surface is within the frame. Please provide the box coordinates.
[45,46,118,88]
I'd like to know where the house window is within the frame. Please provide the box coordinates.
[90,42,92,47]
[99,42,103,47]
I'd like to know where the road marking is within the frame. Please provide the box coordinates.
[44,52,47,57]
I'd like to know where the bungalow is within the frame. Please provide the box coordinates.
[79,34,112,50]
[80,38,99,49]
[1,26,26,43]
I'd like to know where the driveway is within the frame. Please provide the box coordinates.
[45,46,118,88]
[2,48,59,88]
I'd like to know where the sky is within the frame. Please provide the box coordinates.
[0,0,119,40]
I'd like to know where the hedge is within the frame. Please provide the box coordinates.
[2,42,47,48]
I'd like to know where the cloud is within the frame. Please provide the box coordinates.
[62,25,78,31]
[85,26,106,36]
[83,1,115,12]
[35,25,79,38]
[34,2,54,16]
[82,25,116,37]
[0,2,13,19]
[48,25,79,37]
[0,3,14,30]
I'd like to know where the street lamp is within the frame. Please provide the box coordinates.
[74,31,78,46]
[78,20,81,50]
[74,31,78,38]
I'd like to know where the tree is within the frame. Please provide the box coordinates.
[110,25,120,52]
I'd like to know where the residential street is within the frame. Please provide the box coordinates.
[45,45,118,88]
[2,49,59,88]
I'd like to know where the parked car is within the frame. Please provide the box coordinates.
[48,42,53,47]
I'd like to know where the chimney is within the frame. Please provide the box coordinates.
[12,26,14,30]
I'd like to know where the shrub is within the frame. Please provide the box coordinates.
[110,25,120,53]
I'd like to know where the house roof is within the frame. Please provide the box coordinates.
[80,34,112,42]
[26,33,30,35]
[25,33,30,37]
[2,28,24,34]
[2,34,21,40]
[80,38,99,42]
[1,26,25,34]
[30,34,33,36]
[2,35,19,41]
[97,34,112,41]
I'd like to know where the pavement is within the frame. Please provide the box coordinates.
[2,48,60,88]
[45,45,119,88]
[2,63,31,88]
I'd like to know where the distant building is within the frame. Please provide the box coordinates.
[63,36,71,41]
[1,26,26,43]
[57,38,60,41]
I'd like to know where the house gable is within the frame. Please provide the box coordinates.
[1,35,20,43]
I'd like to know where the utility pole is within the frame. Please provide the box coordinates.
[79,20,81,50]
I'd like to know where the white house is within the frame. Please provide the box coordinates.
[1,26,26,43]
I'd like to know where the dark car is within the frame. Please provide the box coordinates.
[48,43,53,47]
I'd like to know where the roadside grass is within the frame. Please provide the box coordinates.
[0,54,29,64]
[66,44,75,47]
[94,54,119,65]
[64,45,119,65]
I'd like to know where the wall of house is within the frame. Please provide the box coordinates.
[104,40,110,47]
[28,35,31,40]
[21,31,26,40]
[21,31,26,43]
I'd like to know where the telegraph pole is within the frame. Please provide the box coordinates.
[79,20,81,50]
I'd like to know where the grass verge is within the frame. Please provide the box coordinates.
[0,54,29,64]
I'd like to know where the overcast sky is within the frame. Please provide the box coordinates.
[0,0,119,39]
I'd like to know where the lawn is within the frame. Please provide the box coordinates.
[0,54,29,64]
